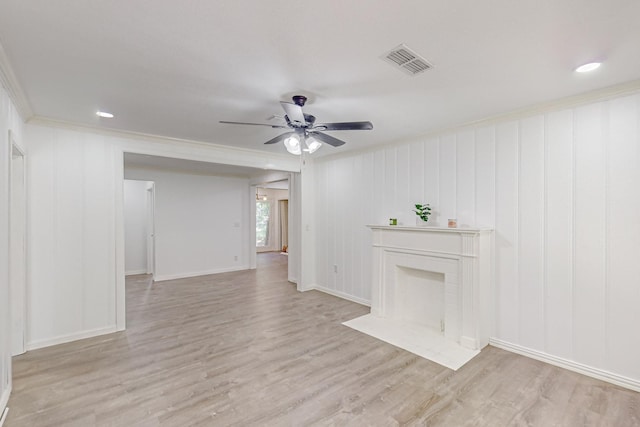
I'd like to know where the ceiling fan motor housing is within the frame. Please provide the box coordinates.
[292,95,307,107]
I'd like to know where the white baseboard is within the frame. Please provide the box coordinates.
[125,269,147,276]
[26,325,117,351]
[154,265,249,282]
[490,338,640,393]
[305,284,371,307]
[0,386,10,427]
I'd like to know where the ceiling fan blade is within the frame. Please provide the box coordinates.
[314,121,373,131]
[220,120,288,129]
[310,131,347,147]
[264,131,295,145]
[280,102,306,125]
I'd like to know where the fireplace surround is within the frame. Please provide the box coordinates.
[344,225,492,370]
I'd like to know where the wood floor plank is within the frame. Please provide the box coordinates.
[5,253,640,426]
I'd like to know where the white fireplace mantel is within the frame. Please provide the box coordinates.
[344,225,493,370]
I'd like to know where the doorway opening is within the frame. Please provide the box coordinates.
[255,180,289,270]
[123,179,156,280]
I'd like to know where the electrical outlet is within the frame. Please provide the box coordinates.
[333,264,338,273]
[234,255,238,261]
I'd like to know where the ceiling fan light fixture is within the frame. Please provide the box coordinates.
[284,135,301,155]
[304,137,322,154]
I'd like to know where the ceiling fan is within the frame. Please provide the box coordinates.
[220,95,373,155]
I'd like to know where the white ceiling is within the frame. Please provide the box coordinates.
[1,1,640,157]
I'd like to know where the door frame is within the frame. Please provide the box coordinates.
[8,131,27,356]
[145,182,156,278]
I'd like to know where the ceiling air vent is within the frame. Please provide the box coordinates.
[383,44,433,76]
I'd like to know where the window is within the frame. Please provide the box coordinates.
[256,201,270,247]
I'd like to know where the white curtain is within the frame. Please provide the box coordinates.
[279,199,288,252]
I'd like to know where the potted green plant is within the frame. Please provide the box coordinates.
[413,203,432,226]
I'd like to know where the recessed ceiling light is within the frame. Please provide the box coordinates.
[575,62,601,73]
[96,111,114,118]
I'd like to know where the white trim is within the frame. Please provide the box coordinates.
[26,326,117,351]
[8,132,27,356]
[0,41,32,120]
[125,269,148,276]
[305,284,372,307]
[153,265,250,282]
[489,338,640,393]
[114,148,126,332]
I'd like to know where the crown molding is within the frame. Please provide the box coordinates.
[316,78,640,163]
[0,40,33,120]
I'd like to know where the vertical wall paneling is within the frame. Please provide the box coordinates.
[362,152,375,301]
[373,150,386,225]
[494,121,520,343]
[606,95,640,378]
[474,127,496,336]
[573,102,607,368]
[474,126,495,227]
[384,147,397,221]
[544,109,574,358]
[424,139,439,222]
[55,132,84,336]
[438,135,456,225]
[28,128,55,341]
[316,161,327,290]
[408,141,425,209]
[396,144,410,224]
[336,157,344,293]
[351,155,364,298]
[518,116,545,350]
[342,157,353,296]
[456,130,476,227]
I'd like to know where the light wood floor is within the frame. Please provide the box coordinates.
[6,253,640,426]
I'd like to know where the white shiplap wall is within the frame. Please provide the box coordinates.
[313,93,640,387]
[27,125,120,349]
[0,84,25,415]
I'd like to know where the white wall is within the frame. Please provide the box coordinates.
[124,180,150,275]
[313,92,640,389]
[0,84,25,413]
[125,168,250,281]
